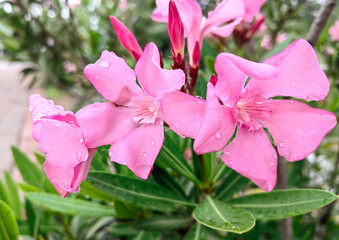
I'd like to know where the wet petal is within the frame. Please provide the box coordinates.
[243,0,267,22]
[246,39,329,101]
[260,100,337,161]
[39,119,88,168]
[162,91,206,138]
[222,127,277,192]
[76,102,135,148]
[84,50,140,105]
[194,83,237,154]
[109,119,164,179]
[135,42,185,97]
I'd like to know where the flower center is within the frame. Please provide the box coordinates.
[127,91,160,125]
[234,90,272,131]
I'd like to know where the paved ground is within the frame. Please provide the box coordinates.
[0,61,77,177]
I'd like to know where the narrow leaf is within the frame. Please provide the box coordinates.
[4,171,21,218]
[11,146,43,188]
[183,223,208,240]
[87,172,196,212]
[80,181,115,202]
[25,192,116,217]
[134,215,192,230]
[228,189,339,220]
[0,200,19,240]
[193,196,255,234]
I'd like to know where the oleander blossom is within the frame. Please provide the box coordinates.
[163,39,337,191]
[29,94,96,197]
[152,0,244,63]
[80,42,185,179]
[329,19,339,42]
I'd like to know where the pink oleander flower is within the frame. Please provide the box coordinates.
[329,19,339,42]
[152,0,245,66]
[110,16,143,60]
[163,39,337,191]
[242,0,266,22]
[29,94,96,197]
[79,42,185,179]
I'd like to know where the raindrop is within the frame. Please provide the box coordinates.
[29,105,35,112]
[289,100,295,105]
[215,132,221,139]
[79,139,84,143]
[55,122,60,127]
[76,149,87,162]
[151,141,155,146]
[194,97,204,104]
[96,59,110,68]
[291,82,296,87]
[228,160,234,166]
[160,121,164,126]
[225,151,231,156]
[278,142,285,148]
[95,75,99,80]
[142,152,148,157]
[270,161,275,167]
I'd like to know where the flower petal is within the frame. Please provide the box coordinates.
[109,119,164,179]
[259,100,337,161]
[222,127,277,192]
[246,39,329,101]
[162,91,206,138]
[243,0,266,22]
[39,119,88,168]
[208,18,242,38]
[76,102,135,148]
[44,149,96,197]
[194,83,237,154]
[135,42,185,97]
[84,50,140,105]
[201,0,245,37]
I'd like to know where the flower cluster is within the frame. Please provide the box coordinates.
[29,0,337,197]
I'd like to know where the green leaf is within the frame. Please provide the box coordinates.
[18,183,41,193]
[4,171,21,218]
[134,215,192,230]
[132,231,160,240]
[0,179,10,206]
[183,223,208,240]
[228,189,339,220]
[87,172,196,212]
[193,196,255,234]
[0,200,19,240]
[25,200,39,238]
[25,192,116,217]
[114,200,141,219]
[80,181,115,202]
[215,171,250,200]
[159,139,202,185]
[33,152,45,166]
[11,146,43,188]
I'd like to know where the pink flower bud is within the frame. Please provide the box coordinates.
[110,16,143,60]
[191,41,200,68]
[168,0,185,58]
[209,74,218,86]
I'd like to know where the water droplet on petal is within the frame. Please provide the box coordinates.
[29,105,35,112]
[289,100,295,105]
[291,82,296,87]
[151,141,155,146]
[79,138,84,143]
[96,59,110,68]
[76,149,87,162]
[278,142,285,148]
[142,152,148,157]
[215,132,221,139]
[194,97,204,104]
[139,137,143,141]
[270,161,275,167]
[55,122,60,127]
[225,151,231,156]
[228,160,234,166]
[95,75,99,80]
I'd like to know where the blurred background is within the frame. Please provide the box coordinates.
[0,0,339,239]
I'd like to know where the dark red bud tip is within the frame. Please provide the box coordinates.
[209,74,218,86]
[192,41,200,68]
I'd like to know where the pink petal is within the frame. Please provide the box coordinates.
[208,18,242,38]
[194,83,237,154]
[110,16,143,60]
[39,119,88,168]
[259,100,337,161]
[222,127,277,192]
[44,149,96,197]
[109,119,164,179]
[201,0,245,37]
[162,91,206,138]
[84,50,140,105]
[246,39,329,101]
[76,102,135,148]
[135,42,185,97]
[243,0,266,22]
[151,0,170,22]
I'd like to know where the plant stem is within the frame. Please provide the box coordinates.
[306,0,338,47]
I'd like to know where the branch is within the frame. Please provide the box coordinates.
[306,0,338,47]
